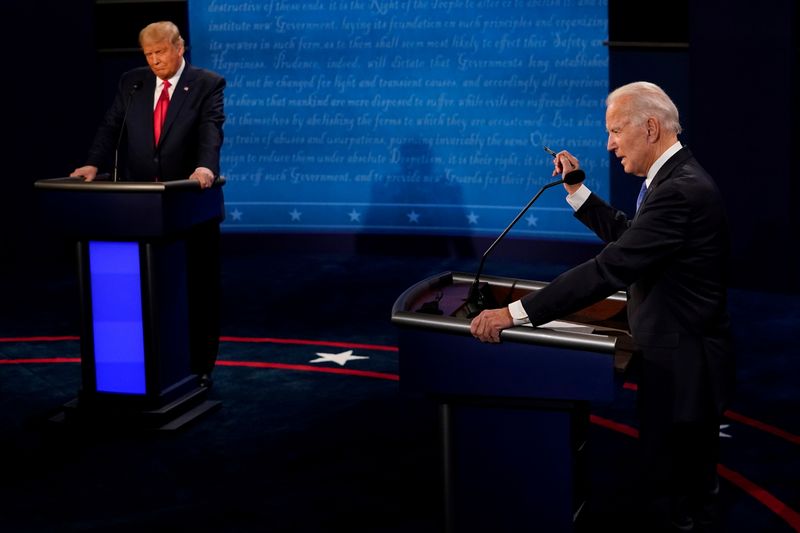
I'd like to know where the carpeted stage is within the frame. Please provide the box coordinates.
[0,235,798,532]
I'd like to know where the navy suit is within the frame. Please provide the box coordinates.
[82,62,226,376]
[521,146,735,519]
[86,63,225,181]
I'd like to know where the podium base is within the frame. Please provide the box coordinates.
[49,387,222,431]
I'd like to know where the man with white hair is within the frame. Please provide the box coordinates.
[471,81,735,532]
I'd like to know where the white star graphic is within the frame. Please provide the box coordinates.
[289,209,302,221]
[719,424,732,439]
[230,208,243,221]
[407,210,420,223]
[466,211,479,224]
[309,350,369,366]
[525,214,538,227]
[348,209,361,222]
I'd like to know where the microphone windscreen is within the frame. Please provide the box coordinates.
[563,169,586,186]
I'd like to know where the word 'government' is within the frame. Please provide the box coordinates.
[193,0,608,237]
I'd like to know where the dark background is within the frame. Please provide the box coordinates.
[1,0,797,294]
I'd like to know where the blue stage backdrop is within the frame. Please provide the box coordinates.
[188,0,608,240]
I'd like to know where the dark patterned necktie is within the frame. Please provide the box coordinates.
[636,180,648,212]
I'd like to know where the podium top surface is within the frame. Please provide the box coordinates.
[34,176,226,192]
[393,271,629,401]
[35,177,226,239]
[392,271,628,355]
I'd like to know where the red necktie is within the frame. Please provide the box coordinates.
[154,80,171,145]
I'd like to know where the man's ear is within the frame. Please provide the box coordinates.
[646,117,659,141]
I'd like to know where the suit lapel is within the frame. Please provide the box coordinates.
[652,146,692,188]
[635,146,693,218]
[157,64,195,148]
[131,75,157,149]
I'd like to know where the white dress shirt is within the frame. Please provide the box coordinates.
[507,142,683,325]
[152,59,185,109]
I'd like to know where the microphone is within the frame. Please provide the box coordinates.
[113,80,142,182]
[563,168,586,186]
[464,168,586,318]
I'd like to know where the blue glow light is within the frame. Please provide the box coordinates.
[89,241,146,394]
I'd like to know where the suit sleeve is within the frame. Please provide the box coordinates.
[575,192,632,243]
[194,75,226,176]
[85,77,129,170]
[521,179,691,325]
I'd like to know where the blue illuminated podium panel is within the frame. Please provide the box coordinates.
[89,241,147,394]
[392,272,631,533]
[35,177,225,429]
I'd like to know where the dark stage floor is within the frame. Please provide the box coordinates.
[1,234,798,532]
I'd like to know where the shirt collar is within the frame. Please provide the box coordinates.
[158,58,185,89]
[646,141,682,187]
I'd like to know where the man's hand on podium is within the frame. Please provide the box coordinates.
[70,165,99,181]
[190,167,216,189]
[470,307,513,343]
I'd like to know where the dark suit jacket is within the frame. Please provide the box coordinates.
[521,147,735,422]
[83,62,225,374]
[86,62,225,181]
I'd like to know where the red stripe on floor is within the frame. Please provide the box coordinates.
[0,335,399,352]
[0,357,80,364]
[718,464,800,531]
[589,414,639,438]
[0,336,79,342]
[724,410,800,446]
[220,336,399,352]
[218,360,399,381]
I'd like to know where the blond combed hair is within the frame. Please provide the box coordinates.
[139,21,184,48]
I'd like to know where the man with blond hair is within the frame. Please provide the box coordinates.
[72,21,226,386]
[72,20,224,186]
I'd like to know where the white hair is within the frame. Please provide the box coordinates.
[607,81,682,134]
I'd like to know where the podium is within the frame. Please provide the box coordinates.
[391,271,632,533]
[35,177,225,430]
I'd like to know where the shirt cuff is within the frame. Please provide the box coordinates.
[566,184,591,212]
[508,300,530,325]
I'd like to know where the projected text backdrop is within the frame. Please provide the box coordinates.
[188,0,608,239]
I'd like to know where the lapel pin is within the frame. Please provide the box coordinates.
[183,86,189,91]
